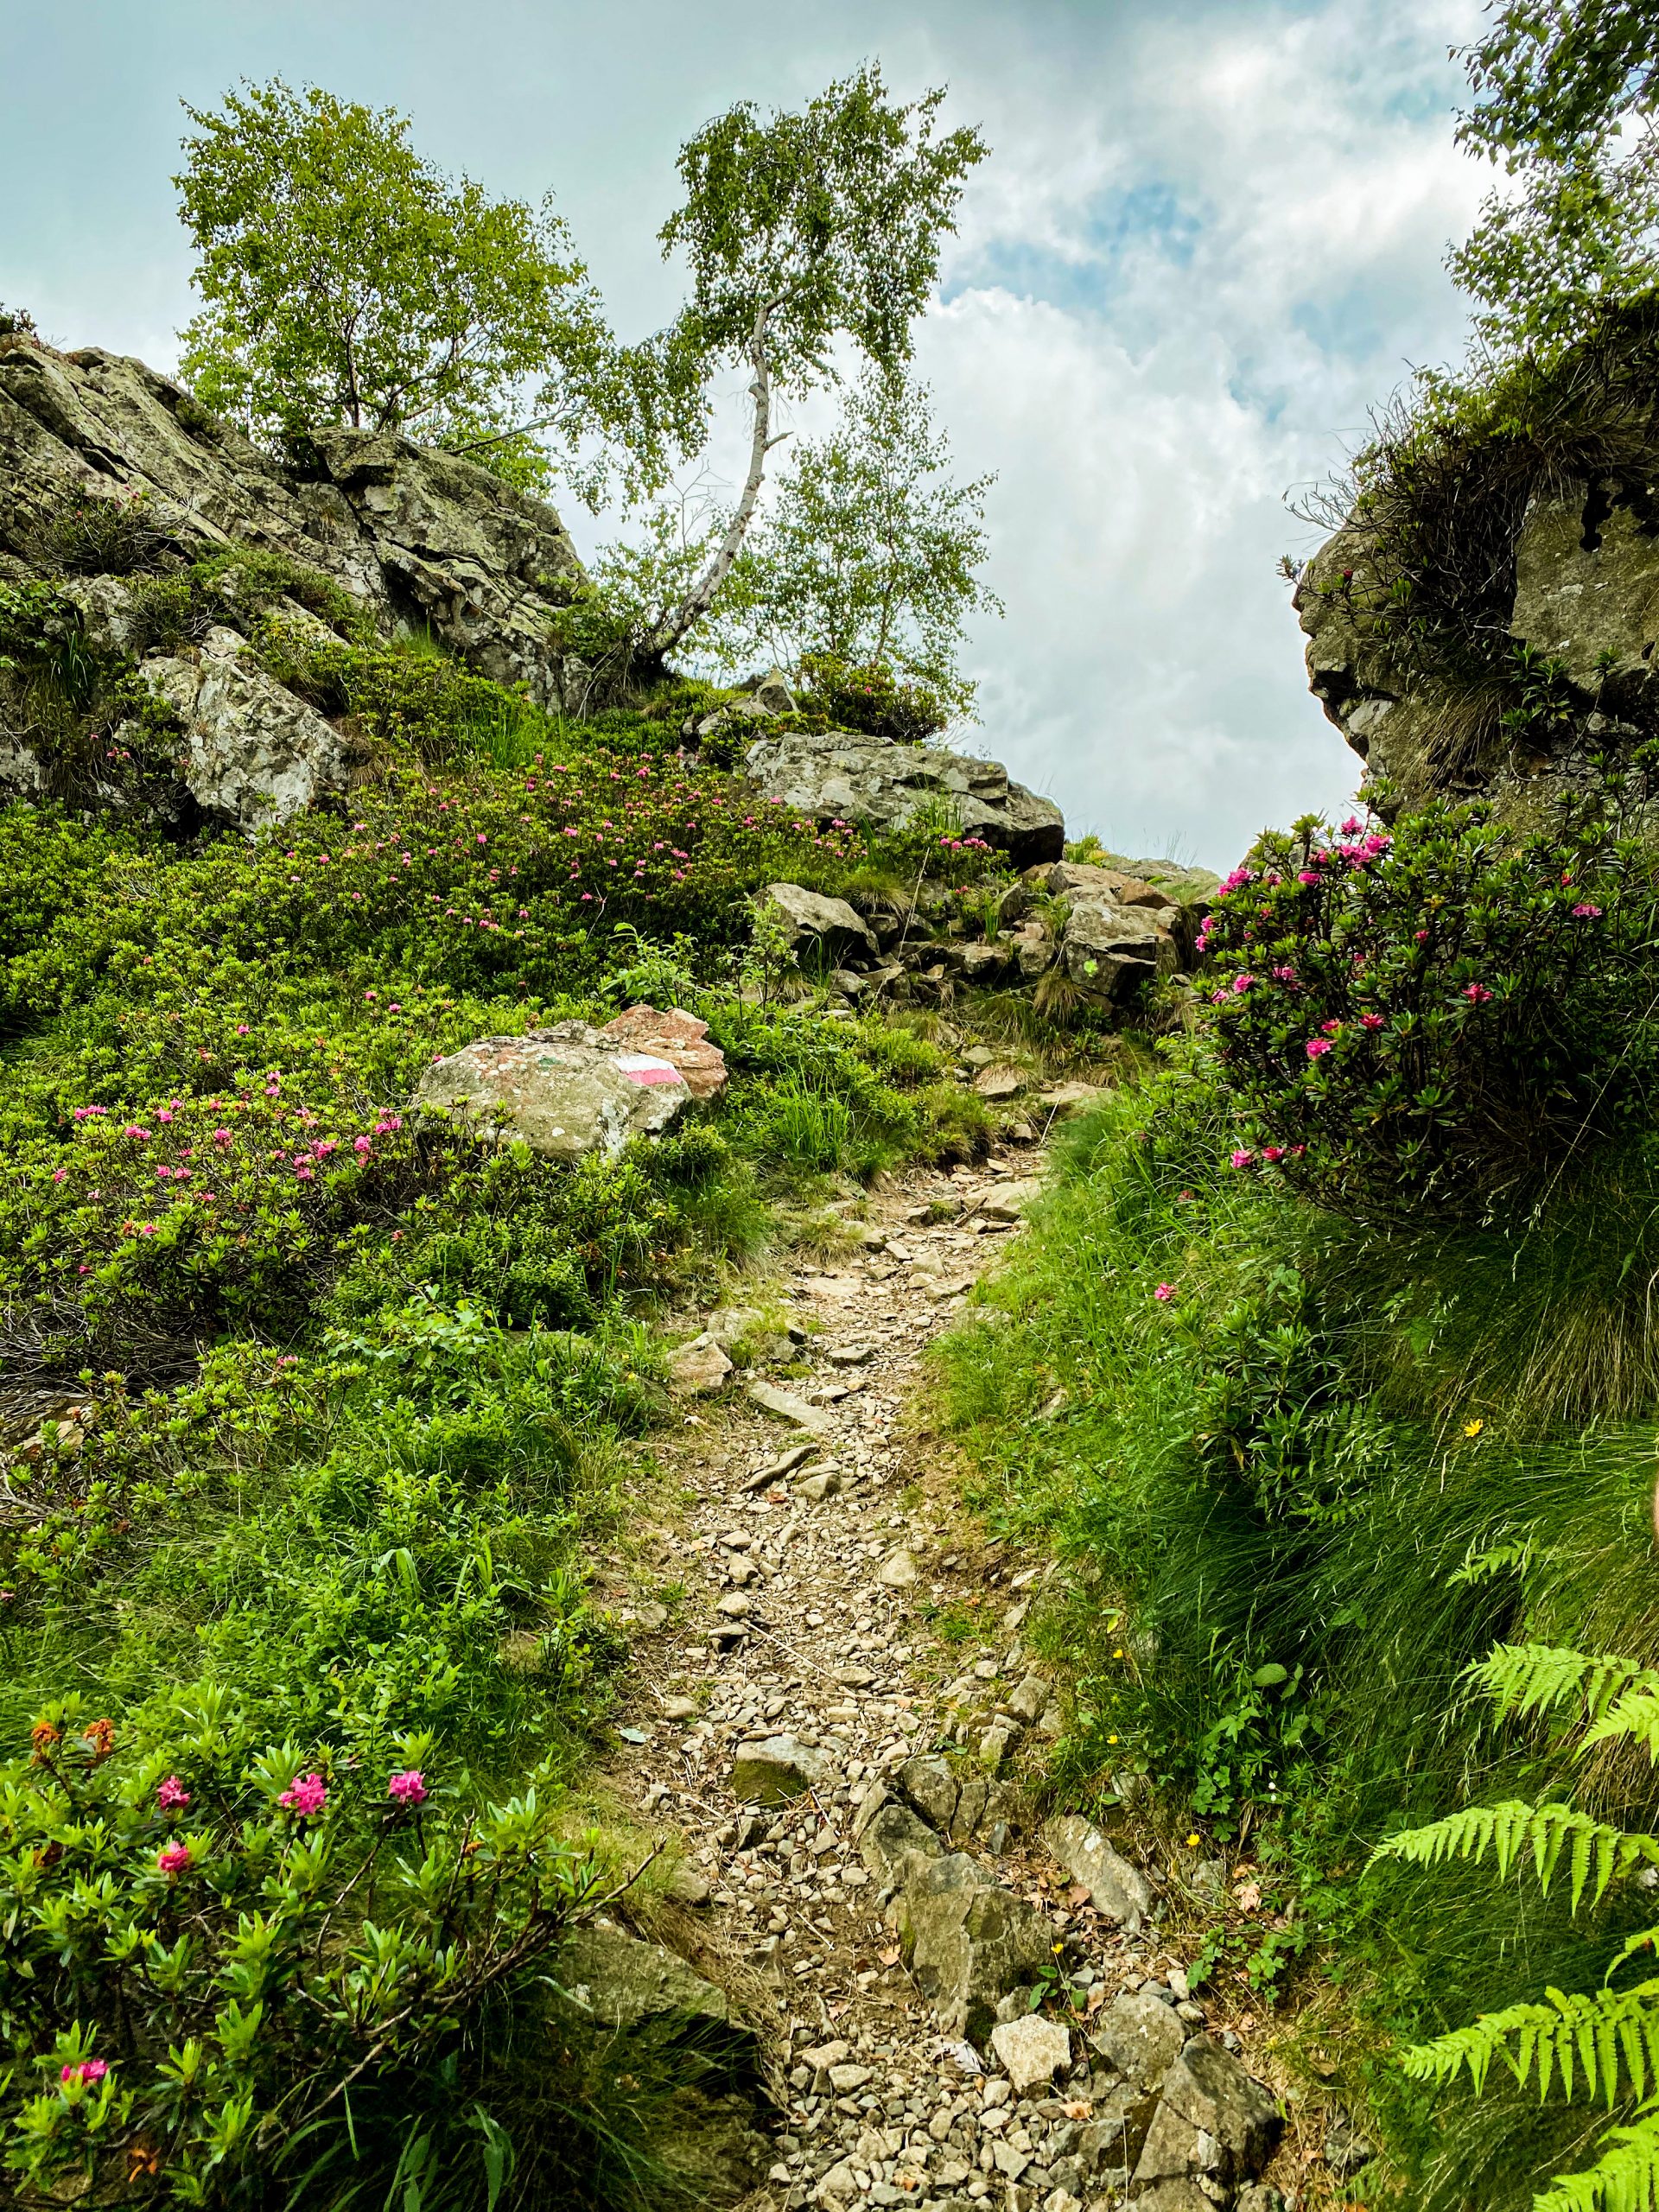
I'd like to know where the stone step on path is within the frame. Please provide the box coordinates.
[602,1148,1292,2212]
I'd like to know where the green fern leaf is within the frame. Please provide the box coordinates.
[1450,1538,1537,1588]
[1534,2098,1659,2212]
[1585,1691,1659,1765]
[1471,1643,1659,1728]
[1373,1802,1658,1908]
[1401,1984,1659,2110]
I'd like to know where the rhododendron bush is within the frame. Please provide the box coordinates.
[0,1688,610,2207]
[1196,787,1659,1218]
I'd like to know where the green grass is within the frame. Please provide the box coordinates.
[937,1072,1659,2212]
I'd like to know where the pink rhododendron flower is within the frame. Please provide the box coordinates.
[1261,1146,1285,1162]
[1463,982,1493,1004]
[1230,1149,1255,1168]
[1360,1013,1384,1030]
[1306,1038,1333,1058]
[1153,1283,1176,1302]
[60,2059,107,2087]
[388,1770,428,1805]
[1297,871,1319,886]
[1231,974,1255,994]
[157,1843,193,1876]
[156,1776,190,1812]
[1573,902,1603,918]
[278,1773,327,1816]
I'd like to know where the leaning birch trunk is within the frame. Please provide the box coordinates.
[648,297,781,658]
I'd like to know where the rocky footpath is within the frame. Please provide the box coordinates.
[588,1138,1310,2212]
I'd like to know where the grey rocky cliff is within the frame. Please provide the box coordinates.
[1296,470,1659,816]
[0,340,584,706]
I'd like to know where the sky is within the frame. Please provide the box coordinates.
[1,0,1492,867]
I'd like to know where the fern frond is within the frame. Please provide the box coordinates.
[1471,1643,1659,1728]
[1535,2099,1659,2212]
[1585,1691,1659,1766]
[1450,1538,1537,1588]
[1400,1982,1659,2107]
[1373,1802,1659,1909]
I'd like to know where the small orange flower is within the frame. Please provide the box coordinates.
[29,1720,61,1764]
[82,1718,116,1760]
[127,2142,162,2181]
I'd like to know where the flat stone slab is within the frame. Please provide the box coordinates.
[416,1020,690,1160]
[747,1379,833,1433]
[729,1733,826,1803]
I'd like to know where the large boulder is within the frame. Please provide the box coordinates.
[741,725,1064,868]
[1060,899,1170,1000]
[554,1921,766,2205]
[1135,2036,1281,2194]
[416,1020,691,1160]
[137,626,352,832]
[759,881,879,964]
[595,1004,728,1102]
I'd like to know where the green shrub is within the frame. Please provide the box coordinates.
[1196,786,1659,1220]
[32,491,176,579]
[798,651,949,742]
[0,1686,608,2209]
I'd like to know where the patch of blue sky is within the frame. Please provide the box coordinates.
[1288,285,1405,366]
[942,179,1207,312]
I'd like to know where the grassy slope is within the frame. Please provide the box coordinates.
[939,1079,1659,2212]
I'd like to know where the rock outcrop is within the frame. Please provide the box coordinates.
[137,625,352,831]
[741,722,1065,868]
[416,1017,707,1160]
[1297,468,1659,814]
[0,344,584,697]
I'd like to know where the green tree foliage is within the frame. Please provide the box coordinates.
[647,66,987,654]
[1452,3,1659,361]
[175,79,620,490]
[724,365,1000,711]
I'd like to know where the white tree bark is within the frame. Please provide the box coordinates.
[650,296,785,658]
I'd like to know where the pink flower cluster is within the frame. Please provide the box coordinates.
[60,2059,107,2088]
[388,1769,428,1805]
[278,1772,328,1817]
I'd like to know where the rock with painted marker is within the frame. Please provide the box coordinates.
[416,1020,691,1160]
